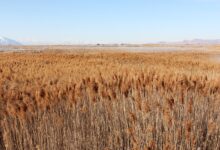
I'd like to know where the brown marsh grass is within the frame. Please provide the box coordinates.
[0,49,220,149]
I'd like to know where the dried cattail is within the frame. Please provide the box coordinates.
[148,140,156,150]
[164,110,172,126]
[208,119,217,135]
[187,98,193,114]
[185,120,192,141]
[166,97,174,110]
[39,88,46,98]
[144,101,151,113]
[129,111,137,122]
[180,91,185,104]
[92,81,99,94]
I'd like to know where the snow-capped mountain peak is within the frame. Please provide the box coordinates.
[0,36,21,45]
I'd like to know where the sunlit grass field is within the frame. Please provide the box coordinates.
[0,46,220,149]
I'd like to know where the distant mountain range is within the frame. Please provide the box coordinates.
[0,37,21,45]
[1,36,220,46]
[159,39,220,45]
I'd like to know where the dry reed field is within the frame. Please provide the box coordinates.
[0,47,220,150]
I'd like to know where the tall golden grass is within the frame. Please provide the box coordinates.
[0,50,220,149]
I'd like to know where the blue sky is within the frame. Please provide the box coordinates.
[0,0,220,44]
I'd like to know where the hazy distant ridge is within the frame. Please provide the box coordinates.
[0,37,21,45]
[160,39,220,45]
